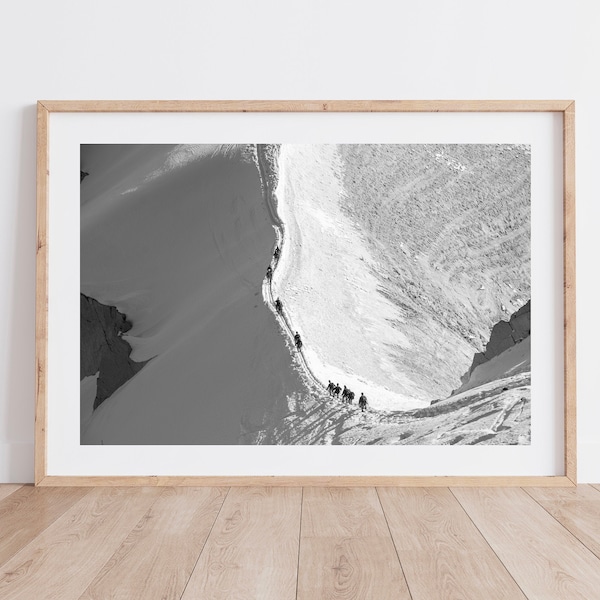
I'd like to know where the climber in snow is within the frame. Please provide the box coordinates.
[275,297,283,314]
[359,393,368,412]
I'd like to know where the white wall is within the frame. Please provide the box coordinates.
[1,0,598,482]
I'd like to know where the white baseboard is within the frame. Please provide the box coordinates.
[0,442,34,483]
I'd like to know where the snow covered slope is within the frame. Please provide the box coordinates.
[81,145,309,444]
[270,144,530,411]
[250,339,531,446]
[272,145,430,411]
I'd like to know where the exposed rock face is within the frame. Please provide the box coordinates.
[461,300,530,384]
[80,294,148,409]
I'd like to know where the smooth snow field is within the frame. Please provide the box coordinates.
[81,145,308,444]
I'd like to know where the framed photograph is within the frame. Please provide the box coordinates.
[35,100,575,485]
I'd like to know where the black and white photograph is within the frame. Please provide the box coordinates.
[80,142,531,446]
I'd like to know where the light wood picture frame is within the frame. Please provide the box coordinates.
[35,100,576,486]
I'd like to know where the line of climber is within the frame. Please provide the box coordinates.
[265,245,369,413]
[265,246,301,352]
[326,382,369,412]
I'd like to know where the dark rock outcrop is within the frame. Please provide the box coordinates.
[461,300,530,384]
[81,293,148,409]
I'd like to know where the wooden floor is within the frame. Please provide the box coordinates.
[1,485,600,599]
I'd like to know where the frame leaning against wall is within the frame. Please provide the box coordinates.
[35,100,576,486]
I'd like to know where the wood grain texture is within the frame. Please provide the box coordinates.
[36,475,576,487]
[453,487,600,599]
[35,102,49,486]
[181,487,301,600]
[563,101,577,483]
[0,486,89,567]
[0,485,22,502]
[0,487,161,599]
[79,487,227,600]
[592,484,600,493]
[378,487,525,599]
[301,487,391,538]
[0,485,598,597]
[38,100,573,113]
[525,485,600,560]
[297,487,410,600]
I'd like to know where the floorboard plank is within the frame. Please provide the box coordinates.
[181,487,302,600]
[0,485,22,502]
[591,484,600,493]
[0,487,161,599]
[297,487,410,600]
[525,485,600,560]
[0,486,90,568]
[453,487,600,599]
[79,487,227,600]
[378,487,525,599]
